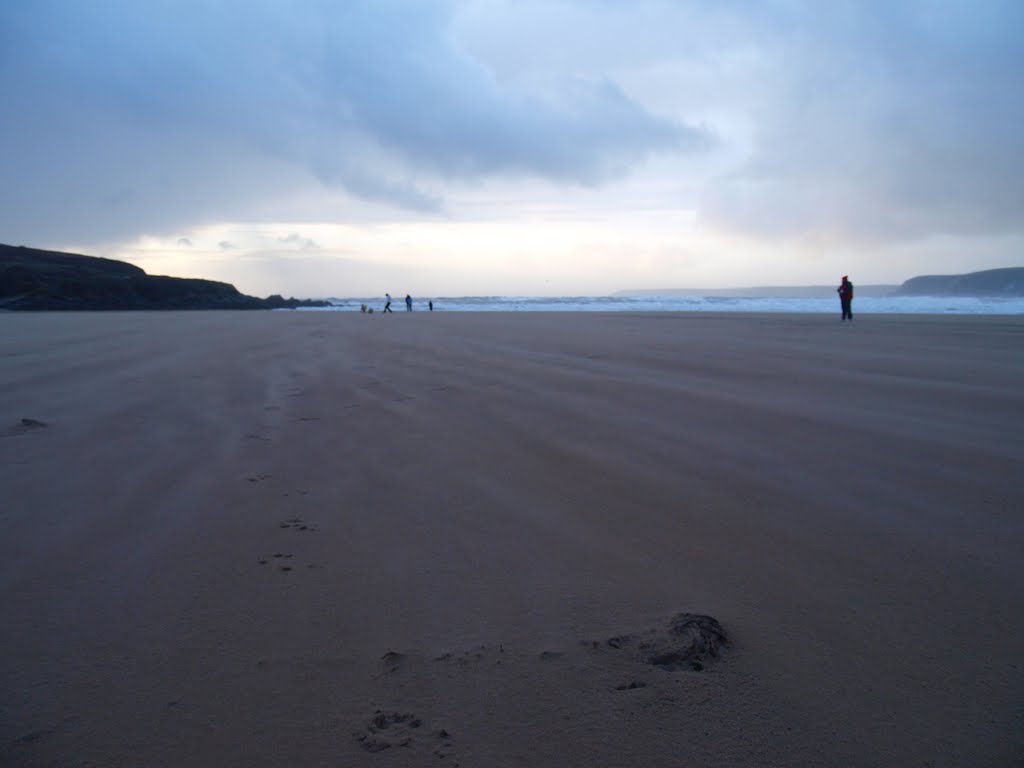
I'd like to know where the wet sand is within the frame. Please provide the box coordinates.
[2,310,1022,766]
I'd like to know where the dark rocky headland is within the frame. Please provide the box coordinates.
[0,244,329,311]
[894,267,1024,297]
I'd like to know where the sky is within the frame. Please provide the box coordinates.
[2,0,1022,297]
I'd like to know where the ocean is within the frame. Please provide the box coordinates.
[313,295,1024,314]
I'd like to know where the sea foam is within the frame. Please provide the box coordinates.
[309,295,1024,314]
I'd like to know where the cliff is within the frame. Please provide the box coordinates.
[895,267,1024,297]
[0,244,329,310]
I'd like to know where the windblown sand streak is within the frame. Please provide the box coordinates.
[1,311,1022,766]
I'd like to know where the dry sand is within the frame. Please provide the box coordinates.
[1,310,1022,767]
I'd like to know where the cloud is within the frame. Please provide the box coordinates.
[0,0,705,245]
[698,0,1024,243]
[3,0,1020,261]
[278,233,320,250]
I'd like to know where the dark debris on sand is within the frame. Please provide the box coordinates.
[602,612,728,672]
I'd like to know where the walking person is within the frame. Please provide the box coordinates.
[405,294,413,311]
[837,276,854,321]
[383,293,393,313]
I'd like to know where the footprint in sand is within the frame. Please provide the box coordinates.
[256,552,320,572]
[428,614,726,674]
[257,553,291,571]
[278,517,318,532]
[255,514,322,573]
[615,680,647,691]
[354,612,726,761]
[437,645,496,665]
[354,710,455,762]
[3,417,49,437]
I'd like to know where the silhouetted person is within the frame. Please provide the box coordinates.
[405,294,412,311]
[384,293,393,313]
[838,276,854,321]
[429,300,433,311]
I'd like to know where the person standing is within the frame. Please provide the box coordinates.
[429,300,433,311]
[405,294,413,311]
[384,293,393,313]
[837,276,854,321]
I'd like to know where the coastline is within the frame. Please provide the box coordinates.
[2,311,1022,766]
[317,295,1024,314]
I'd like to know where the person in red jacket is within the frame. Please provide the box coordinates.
[837,276,854,321]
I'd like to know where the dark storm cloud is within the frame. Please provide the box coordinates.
[0,0,703,244]
[5,0,1017,251]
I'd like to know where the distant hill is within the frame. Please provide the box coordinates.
[894,267,1024,297]
[0,244,328,310]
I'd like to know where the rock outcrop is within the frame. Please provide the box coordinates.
[0,244,329,310]
[895,267,1024,297]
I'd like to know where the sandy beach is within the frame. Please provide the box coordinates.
[1,310,1022,767]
